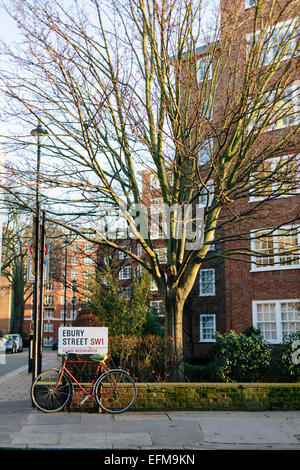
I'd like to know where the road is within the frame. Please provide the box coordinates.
[0,348,29,377]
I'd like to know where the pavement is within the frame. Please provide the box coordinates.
[0,351,300,453]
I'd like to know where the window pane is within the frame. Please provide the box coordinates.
[281,302,300,339]
[254,231,275,266]
[198,180,214,208]
[200,315,215,341]
[256,303,277,340]
[252,160,273,197]
[277,228,299,266]
[197,57,212,83]
[198,139,213,165]
[199,269,215,296]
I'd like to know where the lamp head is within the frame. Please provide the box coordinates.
[30,123,49,142]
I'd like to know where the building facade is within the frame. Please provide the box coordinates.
[23,236,97,346]
[104,0,300,359]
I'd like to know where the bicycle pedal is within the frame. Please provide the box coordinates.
[79,395,90,406]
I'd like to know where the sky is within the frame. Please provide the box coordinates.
[0,5,20,44]
[0,0,220,224]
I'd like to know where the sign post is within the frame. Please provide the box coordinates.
[27,239,49,283]
[58,327,108,355]
[27,227,50,377]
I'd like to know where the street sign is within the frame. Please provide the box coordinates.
[58,327,108,355]
[27,239,50,282]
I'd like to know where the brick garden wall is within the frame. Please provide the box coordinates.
[68,382,300,412]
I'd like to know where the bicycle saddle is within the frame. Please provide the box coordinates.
[90,354,107,363]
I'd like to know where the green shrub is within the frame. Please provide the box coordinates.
[142,310,164,337]
[211,330,272,382]
[269,332,300,382]
[184,363,215,382]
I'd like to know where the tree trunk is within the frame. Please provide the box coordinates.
[164,289,186,382]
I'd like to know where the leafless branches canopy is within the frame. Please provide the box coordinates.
[0,0,299,378]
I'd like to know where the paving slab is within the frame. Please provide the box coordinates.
[27,411,81,425]
[59,432,106,447]
[200,420,300,445]
[11,432,61,446]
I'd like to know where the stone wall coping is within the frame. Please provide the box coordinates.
[134,382,300,388]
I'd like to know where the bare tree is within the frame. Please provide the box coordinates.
[1,210,32,335]
[0,0,299,379]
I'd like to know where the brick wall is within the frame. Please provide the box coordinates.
[68,382,300,412]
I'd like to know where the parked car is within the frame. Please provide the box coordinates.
[3,337,17,354]
[52,338,58,351]
[5,334,23,352]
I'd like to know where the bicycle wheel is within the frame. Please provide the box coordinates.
[31,369,72,413]
[94,369,136,414]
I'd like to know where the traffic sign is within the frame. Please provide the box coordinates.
[58,327,108,355]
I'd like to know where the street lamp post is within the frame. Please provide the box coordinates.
[30,120,48,383]
[63,238,68,327]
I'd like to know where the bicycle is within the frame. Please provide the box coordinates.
[31,353,136,414]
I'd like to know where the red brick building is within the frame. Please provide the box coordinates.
[104,0,300,359]
[23,236,97,347]
[219,0,300,346]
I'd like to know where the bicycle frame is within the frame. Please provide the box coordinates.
[55,359,106,403]
[31,356,136,413]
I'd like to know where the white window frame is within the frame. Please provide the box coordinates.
[44,323,53,333]
[150,198,166,240]
[150,300,164,317]
[119,247,131,259]
[150,174,160,190]
[249,154,300,202]
[154,247,167,264]
[245,0,255,8]
[136,265,142,278]
[137,244,142,258]
[199,269,216,296]
[199,314,216,342]
[43,336,53,346]
[247,81,300,133]
[252,299,300,344]
[150,278,158,291]
[271,83,300,130]
[119,265,132,280]
[45,282,54,291]
[71,270,78,279]
[44,295,54,306]
[71,256,78,266]
[119,287,132,300]
[197,56,212,83]
[250,225,300,272]
[44,309,54,319]
[246,18,300,64]
[84,256,94,265]
[198,180,214,208]
[70,309,77,320]
[85,243,94,252]
[60,310,67,319]
[198,138,213,166]
[84,269,94,279]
